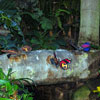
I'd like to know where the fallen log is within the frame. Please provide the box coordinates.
[0,49,100,85]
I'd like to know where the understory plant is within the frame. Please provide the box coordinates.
[20,8,67,50]
[30,31,66,50]
[0,10,25,50]
[0,0,80,50]
[0,68,34,100]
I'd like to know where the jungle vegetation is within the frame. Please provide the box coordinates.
[0,0,80,51]
[0,0,99,51]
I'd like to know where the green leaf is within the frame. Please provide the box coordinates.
[0,98,12,100]
[0,80,9,85]
[0,68,6,79]
[31,39,40,44]
[56,39,66,46]
[27,97,33,100]
[55,8,70,29]
[98,93,100,97]
[56,9,70,17]
[5,82,12,91]
[57,17,62,29]
[50,43,60,49]
[5,19,11,27]
[33,32,42,38]
[40,17,53,31]
[21,10,43,21]
[6,68,12,79]
[36,8,43,17]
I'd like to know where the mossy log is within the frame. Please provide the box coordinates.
[0,49,100,85]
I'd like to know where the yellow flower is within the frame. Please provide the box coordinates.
[93,86,100,93]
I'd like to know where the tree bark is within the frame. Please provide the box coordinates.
[79,0,99,45]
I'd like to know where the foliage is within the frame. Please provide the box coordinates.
[93,86,100,97]
[30,30,66,49]
[21,8,66,49]
[55,8,70,29]
[0,0,16,14]
[0,0,80,50]
[22,0,80,49]
[91,44,100,50]
[0,10,25,50]
[21,9,53,32]
[40,17,53,31]
[0,68,34,100]
[39,0,80,27]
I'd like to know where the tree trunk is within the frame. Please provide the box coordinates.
[79,0,99,45]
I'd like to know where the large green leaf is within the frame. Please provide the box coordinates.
[55,9,70,17]
[0,98,12,100]
[0,68,6,80]
[55,8,70,29]
[57,17,62,29]
[0,80,9,85]
[21,9,43,21]
[6,68,12,79]
[40,17,53,31]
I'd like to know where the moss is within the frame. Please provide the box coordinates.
[66,68,74,76]
[72,85,91,100]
